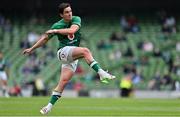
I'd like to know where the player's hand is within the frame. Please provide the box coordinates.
[22,48,33,55]
[46,29,57,34]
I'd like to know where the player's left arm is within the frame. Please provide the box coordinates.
[46,24,79,35]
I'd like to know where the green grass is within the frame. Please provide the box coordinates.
[0,97,180,116]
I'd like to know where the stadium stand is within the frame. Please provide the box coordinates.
[0,15,179,92]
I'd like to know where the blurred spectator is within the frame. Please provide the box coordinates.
[137,40,143,50]
[161,15,177,39]
[132,70,143,85]
[164,15,176,33]
[26,77,47,96]
[109,49,122,61]
[148,71,161,90]
[171,56,180,76]
[110,31,127,42]
[137,40,154,52]
[119,73,133,97]
[9,81,21,96]
[124,46,133,57]
[123,64,136,74]
[27,31,40,46]
[162,51,171,63]
[156,10,167,25]
[153,48,162,57]
[171,63,180,76]
[22,63,32,75]
[22,53,40,75]
[97,40,112,50]
[35,77,47,95]
[161,73,173,87]
[127,15,140,33]
[120,16,129,32]
[161,24,172,36]
[20,39,31,49]
[161,51,173,71]
[142,41,154,52]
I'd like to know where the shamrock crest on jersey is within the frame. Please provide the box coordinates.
[68,34,75,40]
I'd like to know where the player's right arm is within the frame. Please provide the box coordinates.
[23,34,49,55]
[23,21,61,55]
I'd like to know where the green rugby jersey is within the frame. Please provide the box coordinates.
[48,16,81,49]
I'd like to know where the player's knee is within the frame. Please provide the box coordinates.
[83,48,91,56]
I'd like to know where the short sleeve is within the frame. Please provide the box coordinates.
[72,16,81,27]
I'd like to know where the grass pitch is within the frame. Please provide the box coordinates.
[0,97,180,116]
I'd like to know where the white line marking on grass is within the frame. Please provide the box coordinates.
[0,115,178,117]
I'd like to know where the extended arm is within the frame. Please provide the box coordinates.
[23,34,49,55]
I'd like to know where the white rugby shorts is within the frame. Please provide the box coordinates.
[57,46,78,72]
[0,71,8,80]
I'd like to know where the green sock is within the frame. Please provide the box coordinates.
[90,60,101,72]
[49,91,61,105]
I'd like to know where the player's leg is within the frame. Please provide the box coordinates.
[0,72,9,97]
[72,47,116,83]
[40,62,76,115]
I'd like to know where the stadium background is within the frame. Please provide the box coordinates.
[0,0,180,98]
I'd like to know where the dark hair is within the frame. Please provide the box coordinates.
[58,3,71,14]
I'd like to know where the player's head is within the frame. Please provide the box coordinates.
[58,3,72,22]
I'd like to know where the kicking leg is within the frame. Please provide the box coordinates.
[72,47,116,83]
